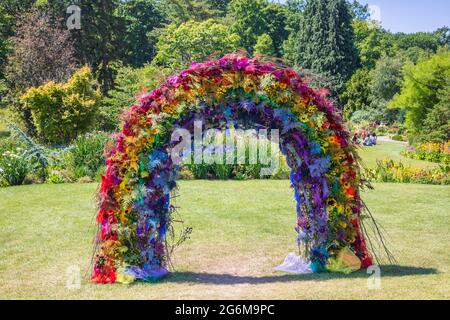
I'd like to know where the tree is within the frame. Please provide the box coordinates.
[327,0,359,92]
[153,19,240,69]
[20,66,101,145]
[283,0,305,63]
[422,86,450,142]
[391,31,443,53]
[367,54,406,123]
[262,3,288,57]
[116,0,165,67]
[0,0,36,80]
[342,68,372,119]
[205,0,231,15]
[58,0,126,95]
[5,7,78,135]
[99,64,168,131]
[390,50,450,137]
[370,54,404,102]
[254,34,275,56]
[160,0,221,24]
[228,0,287,56]
[347,0,370,20]
[290,0,358,95]
[353,20,392,69]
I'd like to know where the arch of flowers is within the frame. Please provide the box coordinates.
[92,54,374,284]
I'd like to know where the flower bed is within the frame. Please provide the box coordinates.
[402,142,450,164]
[365,159,450,185]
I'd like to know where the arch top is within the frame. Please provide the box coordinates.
[92,54,375,284]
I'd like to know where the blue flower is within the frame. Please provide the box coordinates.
[310,141,322,155]
[148,150,168,171]
[308,156,331,178]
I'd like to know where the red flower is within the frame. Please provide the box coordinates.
[346,186,356,197]
[361,256,373,268]
[91,265,117,283]
[100,174,112,194]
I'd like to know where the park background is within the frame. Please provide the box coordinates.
[0,0,449,299]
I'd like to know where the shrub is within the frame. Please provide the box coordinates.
[98,64,167,131]
[180,136,291,180]
[153,19,241,69]
[364,159,450,185]
[402,142,450,164]
[390,134,407,142]
[69,131,110,179]
[0,146,29,186]
[20,66,101,145]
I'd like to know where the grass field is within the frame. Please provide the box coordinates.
[1,181,449,299]
[358,140,439,169]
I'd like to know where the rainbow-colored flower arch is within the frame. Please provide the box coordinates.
[92,54,374,283]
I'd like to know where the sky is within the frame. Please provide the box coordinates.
[357,0,450,33]
[269,0,450,33]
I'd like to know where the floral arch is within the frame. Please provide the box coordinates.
[92,54,376,284]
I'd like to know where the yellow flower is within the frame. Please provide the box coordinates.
[278,82,287,90]
[308,105,317,113]
[300,114,309,122]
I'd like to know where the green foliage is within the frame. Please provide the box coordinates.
[288,0,358,94]
[347,0,370,20]
[253,34,275,56]
[402,142,450,164]
[153,19,240,69]
[160,0,222,24]
[370,54,404,102]
[4,122,75,184]
[181,136,290,180]
[353,20,392,69]
[69,131,110,180]
[20,67,101,145]
[349,109,384,124]
[282,0,305,62]
[39,0,127,95]
[0,139,29,186]
[391,31,443,53]
[390,50,450,138]
[365,159,449,185]
[228,0,269,53]
[99,64,167,131]
[227,0,287,56]
[0,0,35,80]
[421,85,450,142]
[116,0,165,67]
[342,68,372,119]
[262,4,289,57]
[7,123,50,182]
[367,54,406,123]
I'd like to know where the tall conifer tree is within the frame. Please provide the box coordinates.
[291,0,358,96]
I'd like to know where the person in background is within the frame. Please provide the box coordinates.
[363,135,372,146]
[371,133,378,145]
[359,128,367,141]
[352,133,360,145]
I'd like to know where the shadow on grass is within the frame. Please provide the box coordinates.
[157,266,437,285]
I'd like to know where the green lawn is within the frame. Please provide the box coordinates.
[358,140,439,169]
[1,181,449,299]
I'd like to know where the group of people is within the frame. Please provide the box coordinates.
[352,129,378,146]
